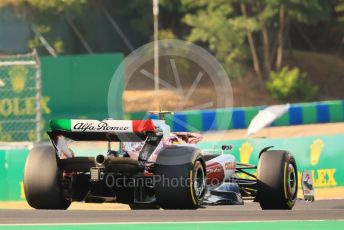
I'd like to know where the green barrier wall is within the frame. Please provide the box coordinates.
[0,134,343,201]
[0,53,124,142]
[0,148,29,201]
[41,53,124,139]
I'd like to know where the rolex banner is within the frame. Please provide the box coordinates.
[0,53,124,142]
[0,54,38,142]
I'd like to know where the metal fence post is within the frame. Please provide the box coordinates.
[33,49,42,143]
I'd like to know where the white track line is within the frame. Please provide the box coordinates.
[0,219,343,226]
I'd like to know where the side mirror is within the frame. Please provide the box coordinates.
[221,145,232,151]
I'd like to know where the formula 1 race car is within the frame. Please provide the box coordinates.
[23,114,313,210]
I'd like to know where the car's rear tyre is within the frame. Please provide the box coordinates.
[24,145,71,209]
[129,204,160,210]
[154,146,206,209]
[257,150,298,210]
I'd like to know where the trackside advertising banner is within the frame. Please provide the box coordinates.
[0,134,343,201]
[0,53,124,142]
[0,148,29,201]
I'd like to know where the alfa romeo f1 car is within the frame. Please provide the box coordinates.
[23,115,313,210]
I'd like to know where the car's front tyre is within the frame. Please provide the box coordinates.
[257,150,298,210]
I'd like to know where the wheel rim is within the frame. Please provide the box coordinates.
[193,161,206,199]
[287,163,296,197]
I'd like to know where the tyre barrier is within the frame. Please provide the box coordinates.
[126,100,344,132]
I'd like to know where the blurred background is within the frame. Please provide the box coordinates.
[0,0,343,203]
[1,1,344,104]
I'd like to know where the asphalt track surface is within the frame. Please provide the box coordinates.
[0,199,343,224]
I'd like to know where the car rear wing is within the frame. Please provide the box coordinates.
[48,119,157,142]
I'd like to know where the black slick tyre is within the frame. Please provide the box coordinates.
[129,204,160,210]
[23,145,71,209]
[154,146,206,209]
[257,150,298,210]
